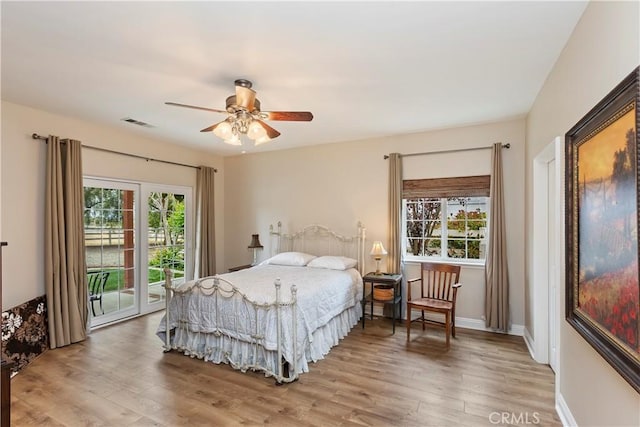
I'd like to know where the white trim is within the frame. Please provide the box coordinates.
[523,327,537,359]
[531,136,563,365]
[455,316,524,336]
[556,392,578,427]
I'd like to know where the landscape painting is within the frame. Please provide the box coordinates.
[566,66,639,392]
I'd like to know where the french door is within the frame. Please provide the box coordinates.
[84,178,191,327]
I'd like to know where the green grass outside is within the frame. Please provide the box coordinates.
[88,268,185,292]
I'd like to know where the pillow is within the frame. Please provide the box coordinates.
[307,255,358,271]
[266,252,317,266]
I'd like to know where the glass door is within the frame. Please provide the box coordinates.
[84,179,191,326]
[140,186,190,314]
[84,179,140,327]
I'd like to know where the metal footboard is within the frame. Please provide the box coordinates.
[162,268,299,384]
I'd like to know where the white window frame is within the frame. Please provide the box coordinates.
[402,197,489,266]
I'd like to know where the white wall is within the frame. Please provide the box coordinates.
[1,101,224,310]
[224,117,526,328]
[526,1,640,426]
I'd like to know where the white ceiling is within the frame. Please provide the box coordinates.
[1,1,588,156]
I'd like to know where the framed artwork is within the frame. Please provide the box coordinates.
[565,66,639,392]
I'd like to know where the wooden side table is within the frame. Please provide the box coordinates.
[362,272,402,334]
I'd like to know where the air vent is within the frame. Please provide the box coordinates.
[121,117,154,128]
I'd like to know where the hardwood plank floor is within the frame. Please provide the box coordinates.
[10,312,559,426]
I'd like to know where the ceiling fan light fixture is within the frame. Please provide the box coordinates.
[212,121,233,139]
[166,79,313,148]
[247,120,267,140]
[224,133,242,146]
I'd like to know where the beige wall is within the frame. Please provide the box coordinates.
[224,117,526,328]
[526,1,640,426]
[0,101,224,310]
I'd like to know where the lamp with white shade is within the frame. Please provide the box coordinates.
[370,241,388,275]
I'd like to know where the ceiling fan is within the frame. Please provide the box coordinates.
[166,79,313,146]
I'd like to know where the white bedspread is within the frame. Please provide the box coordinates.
[157,265,363,365]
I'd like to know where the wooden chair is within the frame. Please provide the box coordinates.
[88,271,110,316]
[406,262,462,348]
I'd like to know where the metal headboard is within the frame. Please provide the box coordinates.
[269,221,366,275]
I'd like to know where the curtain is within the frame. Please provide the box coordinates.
[387,153,405,318]
[45,136,88,349]
[388,153,403,273]
[196,166,216,278]
[485,142,509,332]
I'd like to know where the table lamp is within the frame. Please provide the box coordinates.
[248,234,263,266]
[370,241,387,275]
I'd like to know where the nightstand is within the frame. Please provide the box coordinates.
[362,272,402,333]
[228,264,252,272]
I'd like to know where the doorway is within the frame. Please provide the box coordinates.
[532,137,562,371]
[84,178,191,327]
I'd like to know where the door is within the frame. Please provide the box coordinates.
[548,159,558,372]
[140,186,190,314]
[85,179,192,326]
[84,179,140,327]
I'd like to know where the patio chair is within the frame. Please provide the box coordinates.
[88,271,110,316]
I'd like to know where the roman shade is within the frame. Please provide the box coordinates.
[402,175,490,199]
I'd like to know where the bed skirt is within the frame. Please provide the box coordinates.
[157,302,362,376]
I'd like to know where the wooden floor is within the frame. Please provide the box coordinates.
[10,312,560,426]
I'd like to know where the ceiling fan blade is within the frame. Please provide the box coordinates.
[263,111,314,121]
[235,86,257,111]
[200,121,225,133]
[256,120,281,139]
[165,102,227,114]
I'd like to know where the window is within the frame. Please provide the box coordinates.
[404,197,488,261]
[402,175,490,263]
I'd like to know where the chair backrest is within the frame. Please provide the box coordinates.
[419,262,461,302]
[88,271,109,296]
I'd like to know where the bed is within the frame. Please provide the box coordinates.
[156,222,366,384]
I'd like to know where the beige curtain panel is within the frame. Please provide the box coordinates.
[196,166,216,278]
[388,153,403,274]
[45,136,88,349]
[485,142,510,332]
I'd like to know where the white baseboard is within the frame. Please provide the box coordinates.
[456,316,524,336]
[556,392,578,427]
[523,327,537,360]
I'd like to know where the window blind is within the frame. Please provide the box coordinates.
[402,175,490,198]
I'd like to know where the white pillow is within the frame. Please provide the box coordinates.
[266,252,317,266]
[307,255,358,271]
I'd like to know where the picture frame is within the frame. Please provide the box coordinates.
[565,66,639,393]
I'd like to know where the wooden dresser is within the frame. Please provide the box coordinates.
[1,241,11,427]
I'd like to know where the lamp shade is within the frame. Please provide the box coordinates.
[248,234,263,249]
[370,241,387,257]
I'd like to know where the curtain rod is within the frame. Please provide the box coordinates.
[31,133,217,172]
[383,143,510,159]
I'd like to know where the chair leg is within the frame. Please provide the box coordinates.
[91,300,96,317]
[421,310,425,330]
[406,307,411,342]
[445,312,451,348]
[452,307,456,338]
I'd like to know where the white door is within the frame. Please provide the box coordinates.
[140,184,192,315]
[548,159,558,372]
[85,179,192,327]
[84,179,140,327]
